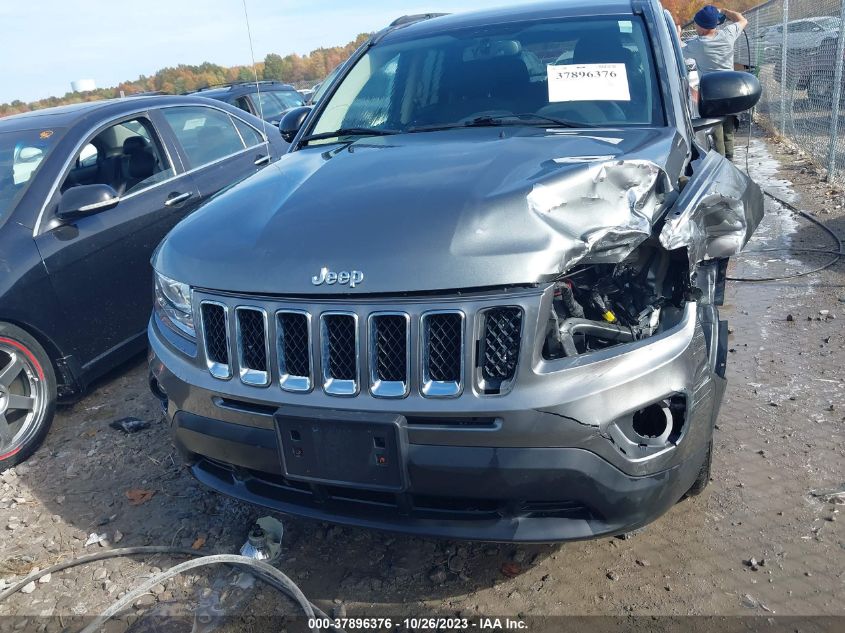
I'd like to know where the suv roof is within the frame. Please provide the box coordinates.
[190,81,299,98]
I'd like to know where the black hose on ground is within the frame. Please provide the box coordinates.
[728,188,844,282]
[0,546,338,632]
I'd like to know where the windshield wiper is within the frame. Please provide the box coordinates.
[299,127,400,143]
[504,113,597,128]
[408,113,594,133]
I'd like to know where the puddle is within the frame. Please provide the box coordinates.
[729,138,812,286]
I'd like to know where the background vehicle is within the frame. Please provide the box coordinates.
[150,0,762,542]
[192,81,306,125]
[0,95,286,467]
[805,35,845,104]
[769,17,841,86]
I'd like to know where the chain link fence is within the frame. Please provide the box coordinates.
[682,0,845,183]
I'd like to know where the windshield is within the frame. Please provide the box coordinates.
[311,64,344,104]
[311,16,662,141]
[255,90,306,120]
[817,17,841,29]
[0,127,61,222]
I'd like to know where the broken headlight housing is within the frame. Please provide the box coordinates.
[154,271,195,340]
[543,245,687,359]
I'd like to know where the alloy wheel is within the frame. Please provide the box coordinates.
[0,341,48,461]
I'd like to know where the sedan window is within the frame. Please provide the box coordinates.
[60,117,173,197]
[162,106,247,169]
[78,143,98,168]
[232,117,266,147]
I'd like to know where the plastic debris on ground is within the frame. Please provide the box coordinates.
[109,417,152,433]
[239,517,283,563]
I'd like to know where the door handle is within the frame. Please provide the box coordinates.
[254,154,271,166]
[164,192,193,206]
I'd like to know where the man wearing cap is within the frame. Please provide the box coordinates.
[684,6,748,160]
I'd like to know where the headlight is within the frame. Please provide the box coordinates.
[154,271,195,339]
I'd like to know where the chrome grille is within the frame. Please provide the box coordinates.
[479,307,522,392]
[200,302,231,379]
[277,311,311,392]
[369,313,409,398]
[235,307,269,386]
[197,297,522,397]
[321,313,359,396]
[421,311,464,398]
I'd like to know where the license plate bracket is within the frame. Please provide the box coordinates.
[275,405,407,491]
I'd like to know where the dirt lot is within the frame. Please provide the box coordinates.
[1,129,844,631]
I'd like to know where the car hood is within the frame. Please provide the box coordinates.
[155,127,685,295]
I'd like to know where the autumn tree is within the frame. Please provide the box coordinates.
[1,33,372,116]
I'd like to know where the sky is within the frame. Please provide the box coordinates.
[0,0,514,104]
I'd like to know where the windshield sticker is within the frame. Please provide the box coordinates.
[547,63,630,102]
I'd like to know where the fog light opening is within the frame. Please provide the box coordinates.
[632,402,672,446]
[148,374,168,411]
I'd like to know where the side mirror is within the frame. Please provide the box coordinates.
[698,71,762,117]
[58,184,119,219]
[279,106,312,143]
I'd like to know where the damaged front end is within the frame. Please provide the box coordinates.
[535,148,761,356]
[543,242,689,359]
[534,150,762,459]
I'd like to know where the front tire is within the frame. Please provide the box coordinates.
[0,323,57,470]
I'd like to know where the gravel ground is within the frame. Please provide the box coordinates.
[1,130,843,632]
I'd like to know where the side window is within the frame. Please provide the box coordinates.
[232,117,265,147]
[78,143,98,168]
[162,106,246,169]
[60,117,173,196]
[788,23,812,33]
[12,146,45,185]
[233,96,252,114]
[273,90,305,109]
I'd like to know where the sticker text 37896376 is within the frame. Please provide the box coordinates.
[547,63,631,102]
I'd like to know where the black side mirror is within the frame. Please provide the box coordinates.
[57,184,119,219]
[698,71,762,117]
[279,106,312,143]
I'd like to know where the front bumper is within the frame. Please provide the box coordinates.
[149,299,721,542]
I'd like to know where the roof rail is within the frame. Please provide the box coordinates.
[194,80,296,92]
[389,13,449,27]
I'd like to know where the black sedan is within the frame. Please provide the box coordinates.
[0,94,286,467]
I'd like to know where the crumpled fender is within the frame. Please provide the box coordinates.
[659,150,764,268]
[527,159,672,269]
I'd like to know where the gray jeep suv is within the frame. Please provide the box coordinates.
[148,0,763,541]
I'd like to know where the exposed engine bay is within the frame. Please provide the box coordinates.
[544,243,689,359]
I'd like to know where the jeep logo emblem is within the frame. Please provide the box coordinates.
[312,267,364,288]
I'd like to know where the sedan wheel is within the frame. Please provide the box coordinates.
[0,325,56,469]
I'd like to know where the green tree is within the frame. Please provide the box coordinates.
[263,54,286,81]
